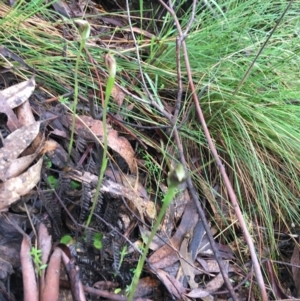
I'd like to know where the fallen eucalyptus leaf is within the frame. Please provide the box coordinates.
[0,158,43,209]
[65,115,137,173]
[1,77,35,109]
[0,121,41,181]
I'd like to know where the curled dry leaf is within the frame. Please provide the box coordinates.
[155,268,186,299]
[1,77,35,109]
[0,92,21,131]
[149,201,198,269]
[0,121,41,181]
[3,152,41,181]
[186,264,228,299]
[65,115,137,173]
[0,157,43,210]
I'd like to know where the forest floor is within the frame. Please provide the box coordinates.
[0,1,300,300]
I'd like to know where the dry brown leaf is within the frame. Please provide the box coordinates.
[17,97,35,126]
[0,46,34,72]
[111,85,125,107]
[66,169,156,221]
[149,201,198,269]
[0,158,43,210]
[105,168,148,199]
[0,121,41,181]
[0,92,21,131]
[42,248,62,301]
[132,277,160,299]
[179,233,198,289]
[155,268,186,299]
[139,226,163,251]
[101,178,156,221]
[186,264,228,299]
[3,152,40,181]
[1,77,35,109]
[195,259,239,275]
[66,115,137,173]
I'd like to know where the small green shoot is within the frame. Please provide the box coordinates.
[118,245,128,270]
[47,175,58,189]
[30,246,47,276]
[93,232,103,250]
[44,156,52,168]
[60,234,73,245]
[58,95,69,105]
[70,180,81,190]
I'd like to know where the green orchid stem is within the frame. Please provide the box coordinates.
[86,73,115,228]
[68,37,87,160]
[128,185,178,301]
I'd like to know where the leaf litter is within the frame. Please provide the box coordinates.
[0,75,255,300]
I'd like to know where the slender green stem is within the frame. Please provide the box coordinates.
[128,185,177,301]
[68,37,86,160]
[86,56,115,228]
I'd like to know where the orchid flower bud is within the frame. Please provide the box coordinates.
[105,53,116,78]
[74,20,91,41]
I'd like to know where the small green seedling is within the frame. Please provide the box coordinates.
[93,232,103,250]
[118,245,128,270]
[44,156,52,168]
[70,180,81,190]
[30,247,47,276]
[47,175,58,189]
[58,95,69,105]
[60,234,73,245]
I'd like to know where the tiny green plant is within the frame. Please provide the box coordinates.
[70,180,81,190]
[58,95,69,105]
[44,156,52,168]
[47,175,58,189]
[30,246,47,276]
[92,232,103,250]
[127,164,187,301]
[60,234,73,245]
[118,245,128,270]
